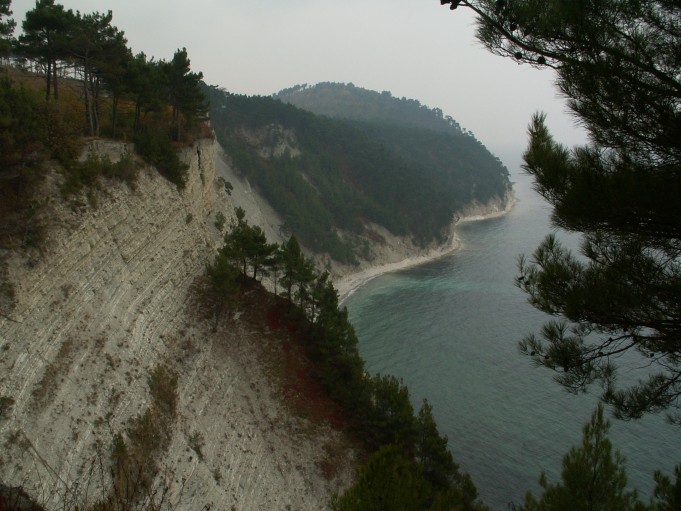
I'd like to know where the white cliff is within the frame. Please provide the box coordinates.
[0,138,353,510]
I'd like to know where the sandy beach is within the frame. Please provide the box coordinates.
[335,193,517,304]
[335,236,461,303]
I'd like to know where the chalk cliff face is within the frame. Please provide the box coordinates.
[0,133,514,509]
[0,139,353,509]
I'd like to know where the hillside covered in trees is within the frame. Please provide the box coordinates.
[205,83,511,264]
[0,0,207,265]
[0,0,206,191]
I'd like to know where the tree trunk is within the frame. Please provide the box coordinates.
[111,97,118,139]
[52,61,58,100]
[92,75,100,137]
[83,63,95,137]
[45,60,51,100]
[134,101,141,133]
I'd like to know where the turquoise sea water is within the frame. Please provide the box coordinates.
[344,171,681,510]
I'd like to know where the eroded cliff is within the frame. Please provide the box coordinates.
[0,138,353,509]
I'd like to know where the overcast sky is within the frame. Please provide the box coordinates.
[10,0,587,171]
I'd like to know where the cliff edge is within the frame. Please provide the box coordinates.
[0,138,353,509]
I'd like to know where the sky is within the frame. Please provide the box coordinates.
[9,0,588,172]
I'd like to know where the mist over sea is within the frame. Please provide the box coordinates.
[345,170,681,510]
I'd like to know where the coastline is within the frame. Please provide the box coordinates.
[335,192,517,304]
[335,234,462,304]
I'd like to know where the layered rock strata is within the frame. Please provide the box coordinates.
[0,139,351,510]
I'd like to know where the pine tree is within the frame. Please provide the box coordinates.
[127,52,165,133]
[331,445,431,511]
[221,207,251,277]
[517,405,645,511]
[441,0,681,424]
[65,10,127,137]
[651,464,681,511]
[416,400,458,492]
[365,375,418,453]
[18,0,71,100]
[205,251,240,331]
[0,0,14,56]
[163,48,206,142]
[280,235,313,306]
[243,224,277,281]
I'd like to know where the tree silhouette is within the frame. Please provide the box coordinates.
[18,0,70,100]
[0,0,14,56]
[517,405,644,511]
[443,0,681,424]
[164,48,206,142]
[66,10,127,136]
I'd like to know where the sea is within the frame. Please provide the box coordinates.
[344,169,681,510]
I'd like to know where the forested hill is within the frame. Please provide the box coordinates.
[205,83,511,265]
[274,82,464,134]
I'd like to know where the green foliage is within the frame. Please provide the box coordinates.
[0,2,208,264]
[416,400,461,494]
[333,440,485,511]
[0,78,81,167]
[301,279,358,393]
[42,99,83,164]
[276,82,510,217]
[364,374,418,452]
[517,405,645,511]
[274,82,464,135]
[451,0,681,423]
[651,465,681,511]
[127,52,166,134]
[0,78,46,167]
[0,1,208,261]
[205,208,286,327]
[331,445,431,511]
[0,0,15,56]
[4,1,208,180]
[0,162,46,251]
[214,211,226,231]
[246,224,278,280]
[205,83,510,263]
[14,1,206,143]
[65,9,128,137]
[206,251,240,300]
[164,48,207,142]
[206,213,484,510]
[334,378,483,510]
[17,0,71,101]
[223,180,233,195]
[220,207,278,280]
[205,250,240,330]
[61,150,139,196]
[133,129,188,189]
[279,235,313,303]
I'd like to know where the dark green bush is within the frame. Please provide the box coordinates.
[61,152,140,196]
[134,130,188,189]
